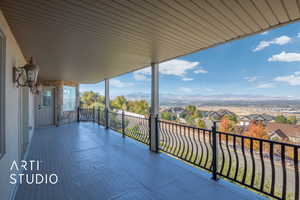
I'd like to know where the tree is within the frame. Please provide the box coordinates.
[127,100,149,115]
[287,116,297,125]
[275,115,288,124]
[244,121,268,150]
[161,112,172,120]
[227,114,238,123]
[219,116,236,133]
[110,96,128,110]
[179,110,187,119]
[182,105,200,126]
[161,112,177,121]
[195,119,206,128]
[185,105,197,115]
[80,91,101,108]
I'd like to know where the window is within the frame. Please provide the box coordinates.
[63,86,76,111]
[0,29,6,159]
[41,89,52,108]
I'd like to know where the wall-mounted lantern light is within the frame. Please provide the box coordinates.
[13,57,40,94]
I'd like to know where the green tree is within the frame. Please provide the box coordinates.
[195,119,206,128]
[186,105,197,114]
[161,112,172,120]
[179,110,187,119]
[97,95,105,104]
[287,116,297,124]
[161,111,177,121]
[110,96,128,110]
[80,91,100,108]
[182,105,200,126]
[227,114,238,123]
[275,115,288,123]
[127,100,149,115]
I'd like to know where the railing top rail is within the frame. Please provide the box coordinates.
[108,110,149,120]
[80,107,104,111]
[159,119,300,148]
[158,119,212,132]
[216,130,300,148]
[123,114,149,120]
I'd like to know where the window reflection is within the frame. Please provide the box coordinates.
[63,86,76,111]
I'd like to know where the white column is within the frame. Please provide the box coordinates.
[150,62,159,152]
[105,79,110,129]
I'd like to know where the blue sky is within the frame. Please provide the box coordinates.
[80,21,300,99]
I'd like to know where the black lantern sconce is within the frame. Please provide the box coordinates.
[13,57,41,94]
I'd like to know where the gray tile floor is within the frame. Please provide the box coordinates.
[15,123,265,200]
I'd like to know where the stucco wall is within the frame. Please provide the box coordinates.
[0,9,32,200]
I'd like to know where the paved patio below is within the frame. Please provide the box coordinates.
[14,123,265,200]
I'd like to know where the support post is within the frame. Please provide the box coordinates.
[212,121,218,181]
[98,107,100,125]
[77,106,80,122]
[150,62,159,152]
[93,106,95,122]
[122,110,125,137]
[105,79,110,129]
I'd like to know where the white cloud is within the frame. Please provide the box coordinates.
[244,76,260,82]
[273,36,291,45]
[297,33,300,38]
[159,59,199,76]
[254,41,270,51]
[260,31,268,35]
[194,68,208,74]
[274,71,300,86]
[133,59,204,81]
[110,79,134,88]
[253,35,292,51]
[133,67,151,81]
[178,87,192,93]
[182,77,193,81]
[256,83,275,88]
[268,51,300,62]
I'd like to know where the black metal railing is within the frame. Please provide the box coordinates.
[124,114,150,145]
[78,107,105,125]
[108,111,122,132]
[78,108,299,200]
[158,119,300,200]
[216,130,299,200]
[78,107,95,121]
[78,108,150,144]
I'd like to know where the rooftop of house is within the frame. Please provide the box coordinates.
[266,122,300,138]
[270,129,289,140]
[240,114,274,121]
[202,109,235,119]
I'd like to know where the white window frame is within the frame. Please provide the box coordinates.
[0,28,6,160]
[63,86,76,112]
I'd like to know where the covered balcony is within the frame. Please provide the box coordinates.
[14,122,264,200]
[0,1,299,200]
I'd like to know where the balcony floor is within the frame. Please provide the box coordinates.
[15,123,265,200]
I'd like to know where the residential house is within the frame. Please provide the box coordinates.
[203,109,236,121]
[266,122,300,143]
[239,114,274,127]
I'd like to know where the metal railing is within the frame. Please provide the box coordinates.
[108,111,122,132]
[78,108,299,200]
[78,107,95,121]
[158,119,300,200]
[78,108,150,144]
[124,114,150,145]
